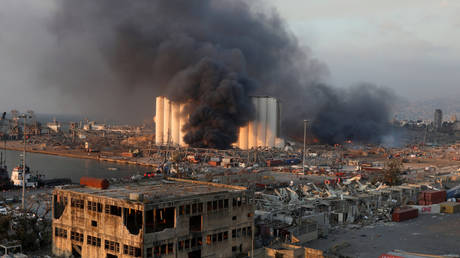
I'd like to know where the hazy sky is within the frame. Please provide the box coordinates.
[271,0,460,97]
[1,0,459,115]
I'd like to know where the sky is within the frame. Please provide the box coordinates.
[0,0,459,116]
[270,0,460,98]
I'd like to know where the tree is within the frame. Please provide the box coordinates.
[383,159,403,185]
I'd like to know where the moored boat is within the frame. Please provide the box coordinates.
[10,159,38,188]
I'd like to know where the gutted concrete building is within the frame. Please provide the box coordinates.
[52,178,254,258]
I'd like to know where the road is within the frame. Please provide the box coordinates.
[306,213,460,257]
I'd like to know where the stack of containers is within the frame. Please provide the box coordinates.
[418,190,446,205]
[392,207,418,222]
[266,159,283,167]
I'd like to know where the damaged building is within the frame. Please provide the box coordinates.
[154,96,283,149]
[253,181,423,246]
[52,178,254,257]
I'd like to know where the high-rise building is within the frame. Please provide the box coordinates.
[434,109,443,131]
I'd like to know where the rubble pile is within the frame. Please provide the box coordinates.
[252,177,425,246]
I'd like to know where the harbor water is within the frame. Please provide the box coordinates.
[1,149,152,183]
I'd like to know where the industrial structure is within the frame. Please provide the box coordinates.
[52,178,254,258]
[434,109,443,131]
[154,96,187,147]
[237,96,282,150]
[154,96,282,149]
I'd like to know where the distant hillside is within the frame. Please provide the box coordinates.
[395,97,460,121]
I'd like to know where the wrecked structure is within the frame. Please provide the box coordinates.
[52,178,254,257]
[154,96,283,149]
[253,179,423,246]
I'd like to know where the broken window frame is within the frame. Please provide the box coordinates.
[233,197,242,207]
[145,207,174,234]
[189,215,202,232]
[104,240,120,252]
[105,204,122,216]
[185,239,190,249]
[123,245,141,257]
[71,198,84,209]
[70,231,83,242]
[53,194,67,219]
[54,227,67,238]
[87,235,101,247]
[123,208,143,235]
[87,201,103,213]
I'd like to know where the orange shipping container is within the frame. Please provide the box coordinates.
[80,177,109,189]
[121,152,134,158]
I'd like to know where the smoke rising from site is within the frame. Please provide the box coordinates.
[43,0,395,147]
[309,84,395,144]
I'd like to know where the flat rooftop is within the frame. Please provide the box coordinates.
[57,178,247,203]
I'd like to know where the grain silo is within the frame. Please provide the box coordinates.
[154,96,282,149]
[154,97,164,144]
[236,96,281,149]
[154,96,187,146]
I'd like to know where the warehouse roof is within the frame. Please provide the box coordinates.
[56,178,247,203]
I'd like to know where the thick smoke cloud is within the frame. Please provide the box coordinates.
[169,58,255,148]
[310,84,394,144]
[44,0,395,147]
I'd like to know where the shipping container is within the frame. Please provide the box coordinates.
[440,202,460,214]
[392,207,418,222]
[418,190,446,205]
[379,255,404,258]
[208,161,220,167]
[121,152,134,158]
[408,204,440,214]
[266,159,283,167]
[80,177,109,189]
[210,157,221,162]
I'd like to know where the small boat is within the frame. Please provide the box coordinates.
[10,157,38,188]
[108,167,119,171]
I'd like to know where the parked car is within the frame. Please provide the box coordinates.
[0,206,8,215]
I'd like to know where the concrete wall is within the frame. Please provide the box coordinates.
[143,191,254,258]
[52,189,144,258]
[53,182,254,258]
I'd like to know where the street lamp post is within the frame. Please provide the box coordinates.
[303,120,308,174]
[19,114,30,210]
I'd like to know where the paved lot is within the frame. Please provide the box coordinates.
[306,213,460,257]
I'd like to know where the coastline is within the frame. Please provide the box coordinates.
[3,145,158,168]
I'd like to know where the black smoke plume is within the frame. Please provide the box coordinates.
[43,0,395,148]
[309,84,394,144]
[169,58,255,148]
